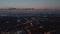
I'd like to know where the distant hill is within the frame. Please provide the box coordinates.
[0,9,60,16]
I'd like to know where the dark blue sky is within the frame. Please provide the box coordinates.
[0,0,60,9]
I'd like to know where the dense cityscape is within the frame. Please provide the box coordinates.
[0,0,60,34]
[0,8,57,34]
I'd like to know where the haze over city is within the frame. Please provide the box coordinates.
[0,0,60,9]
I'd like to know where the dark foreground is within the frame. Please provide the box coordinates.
[0,14,57,34]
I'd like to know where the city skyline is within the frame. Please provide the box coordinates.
[0,0,60,9]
